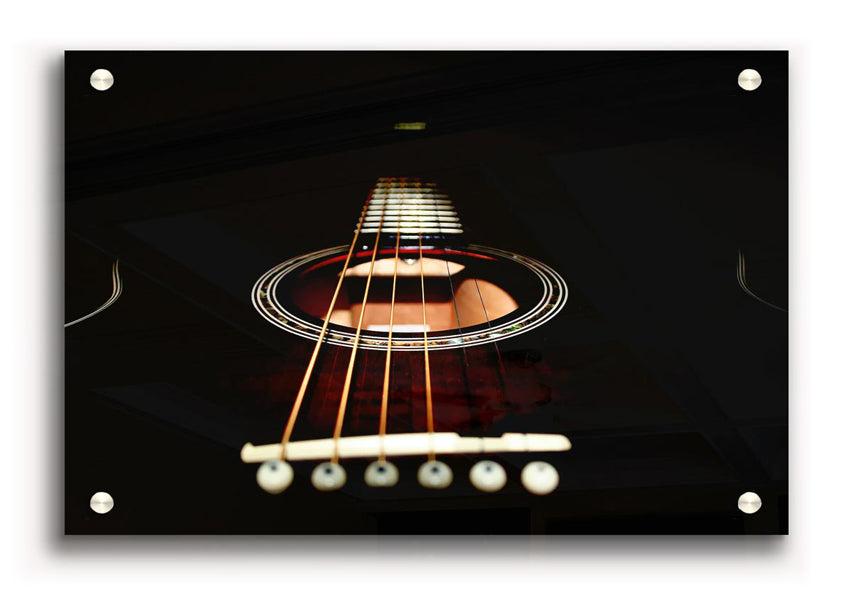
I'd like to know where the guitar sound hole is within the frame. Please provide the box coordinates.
[254,244,568,351]
[292,255,519,333]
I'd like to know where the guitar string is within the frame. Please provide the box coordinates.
[320,343,343,420]
[470,274,510,411]
[330,196,389,463]
[432,188,467,348]
[278,194,373,459]
[419,185,440,460]
[464,217,510,412]
[418,228,436,461]
[433,190,476,427]
[378,193,403,461]
[433,187,509,419]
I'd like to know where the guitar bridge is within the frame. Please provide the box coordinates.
[241,432,571,463]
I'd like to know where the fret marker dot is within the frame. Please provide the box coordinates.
[89,491,114,514]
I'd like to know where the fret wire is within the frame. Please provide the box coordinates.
[370,194,450,198]
[363,222,459,227]
[366,211,457,216]
[368,221,461,225]
[364,217,460,222]
[365,210,458,215]
[360,229,463,235]
[366,213,456,216]
[369,200,452,205]
[362,229,462,234]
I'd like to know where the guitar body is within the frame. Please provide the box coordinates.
[65,51,788,534]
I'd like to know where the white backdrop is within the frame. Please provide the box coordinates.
[2,1,843,596]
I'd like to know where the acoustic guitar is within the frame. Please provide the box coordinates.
[243,176,571,496]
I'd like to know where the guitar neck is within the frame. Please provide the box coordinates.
[357,177,464,247]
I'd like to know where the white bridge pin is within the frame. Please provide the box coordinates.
[256,460,294,494]
[311,462,347,491]
[418,460,453,489]
[469,460,507,492]
[365,460,399,487]
[521,461,559,495]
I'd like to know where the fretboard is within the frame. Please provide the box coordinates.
[358,178,463,238]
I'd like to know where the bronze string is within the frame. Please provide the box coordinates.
[419,230,436,460]
[378,200,402,461]
[434,188,509,427]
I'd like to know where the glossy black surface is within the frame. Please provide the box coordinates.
[66,51,787,534]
